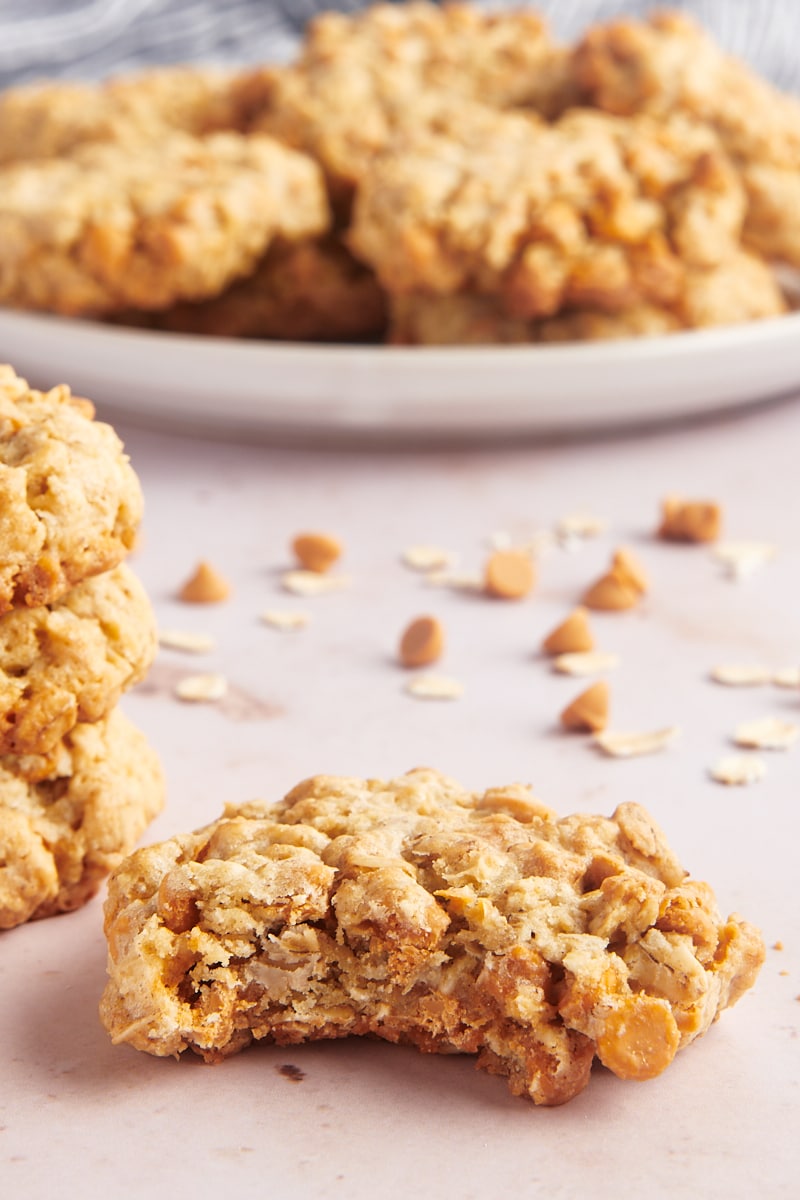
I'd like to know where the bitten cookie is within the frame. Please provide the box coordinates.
[0,562,157,756]
[0,366,142,612]
[0,709,165,929]
[99,769,764,1106]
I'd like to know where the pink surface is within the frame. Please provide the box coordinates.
[3,394,799,1198]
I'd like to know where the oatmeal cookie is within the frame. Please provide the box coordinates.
[244,2,573,205]
[349,107,754,321]
[0,366,142,612]
[389,249,784,344]
[131,236,387,342]
[0,131,329,316]
[572,11,800,266]
[99,769,764,1106]
[0,563,156,757]
[0,709,164,929]
[0,66,248,166]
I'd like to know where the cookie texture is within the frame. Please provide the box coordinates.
[0,709,165,929]
[133,236,387,342]
[350,106,784,327]
[0,66,248,166]
[0,562,157,756]
[572,10,800,266]
[99,769,764,1106]
[0,131,329,315]
[245,1,574,205]
[0,366,143,612]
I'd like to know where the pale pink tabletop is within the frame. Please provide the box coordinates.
[3,395,798,1198]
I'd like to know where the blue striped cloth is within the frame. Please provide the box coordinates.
[0,1,798,91]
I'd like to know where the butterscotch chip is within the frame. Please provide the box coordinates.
[611,547,649,594]
[542,607,594,655]
[659,496,723,543]
[291,531,343,574]
[399,615,445,669]
[561,681,609,732]
[582,572,640,611]
[178,561,230,604]
[0,709,164,929]
[99,768,764,1106]
[484,550,535,600]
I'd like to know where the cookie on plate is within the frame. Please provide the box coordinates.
[0,366,143,613]
[0,131,329,315]
[0,709,164,929]
[0,65,248,166]
[99,768,764,1106]
[244,2,575,206]
[0,562,156,757]
[129,236,387,342]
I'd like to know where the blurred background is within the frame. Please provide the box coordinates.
[0,0,798,91]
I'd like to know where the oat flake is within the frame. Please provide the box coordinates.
[554,651,619,677]
[594,727,680,758]
[406,675,464,700]
[710,754,767,786]
[281,570,351,596]
[175,673,228,702]
[710,664,772,687]
[734,717,799,750]
[261,609,311,631]
[158,629,215,654]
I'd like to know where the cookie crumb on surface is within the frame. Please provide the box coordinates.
[710,754,767,785]
[158,629,215,654]
[291,531,343,574]
[734,717,799,751]
[260,609,311,630]
[594,726,680,758]
[405,674,463,700]
[174,672,228,702]
[178,560,231,603]
[399,615,445,668]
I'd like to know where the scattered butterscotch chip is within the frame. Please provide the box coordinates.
[583,572,640,611]
[710,664,772,687]
[260,609,311,631]
[594,727,680,759]
[402,544,458,572]
[773,667,800,689]
[710,754,767,786]
[734,717,799,751]
[158,629,216,654]
[174,672,228,702]
[291,531,343,574]
[553,651,619,677]
[773,941,784,951]
[542,607,594,655]
[399,615,445,669]
[406,674,464,700]
[484,549,536,600]
[658,496,723,543]
[281,570,351,596]
[712,540,777,580]
[178,560,231,604]
[560,681,609,733]
[612,547,649,594]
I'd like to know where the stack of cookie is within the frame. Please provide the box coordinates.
[0,364,163,930]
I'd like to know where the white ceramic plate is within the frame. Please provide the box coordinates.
[2,307,800,440]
